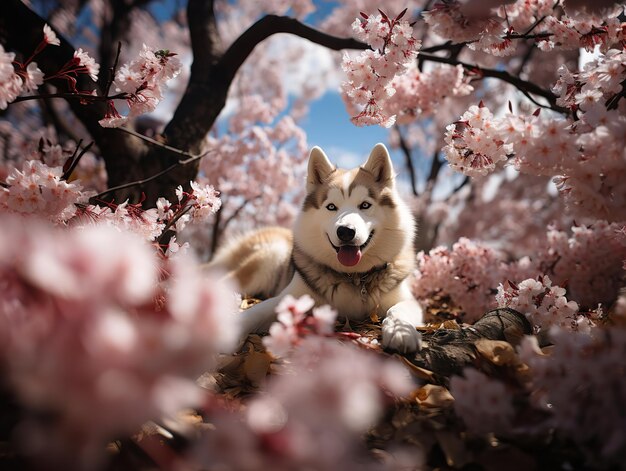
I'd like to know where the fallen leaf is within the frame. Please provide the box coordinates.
[243,351,272,385]
[474,339,518,366]
[400,356,436,382]
[414,384,454,409]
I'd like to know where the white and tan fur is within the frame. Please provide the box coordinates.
[209,143,423,353]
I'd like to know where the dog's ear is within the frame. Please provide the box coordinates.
[363,143,394,186]
[307,146,334,190]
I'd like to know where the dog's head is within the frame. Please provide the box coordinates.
[294,143,414,273]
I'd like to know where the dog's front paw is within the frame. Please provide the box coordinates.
[381,317,422,354]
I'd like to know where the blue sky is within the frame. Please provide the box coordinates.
[302,93,391,167]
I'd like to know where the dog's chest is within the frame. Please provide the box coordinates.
[314,270,399,319]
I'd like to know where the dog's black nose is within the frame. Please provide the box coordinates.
[337,226,356,242]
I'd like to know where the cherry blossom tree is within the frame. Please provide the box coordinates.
[1,0,626,470]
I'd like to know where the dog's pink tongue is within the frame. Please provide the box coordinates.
[337,245,362,267]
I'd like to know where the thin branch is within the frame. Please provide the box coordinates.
[418,52,567,113]
[221,196,259,235]
[104,42,123,97]
[395,127,418,197]
[12,92,126,104]
[158,205,192,243]
[426,150,444,185]
[91,148,211,201]
[114,126,207,160]
[422,151,444,206]
[62,141,94,180]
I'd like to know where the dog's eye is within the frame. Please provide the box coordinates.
[359,201,372,210]
[326,203,337,211]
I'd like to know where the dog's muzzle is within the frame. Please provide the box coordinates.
[327,231,374,267]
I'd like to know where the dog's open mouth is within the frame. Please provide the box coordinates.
[328,231,374,267]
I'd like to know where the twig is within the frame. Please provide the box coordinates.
[62,141,94,180]
[114,126,207,160]
[91,148,211,201]
[394,127,419,196]
[12,92,126,103]
[418,52,567,113]
[104,41,123,97]
[158,204,193,245]
[220,196,259,235]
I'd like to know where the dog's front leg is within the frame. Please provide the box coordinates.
[238,274,312,336]
[381,282,423,354]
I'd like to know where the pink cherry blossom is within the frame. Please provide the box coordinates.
[450,368,514,434]
[341,10,421,127]
[73,48,100,81]
[43,23,61,46]
[100,45,182,127]
[20,62,44,93]
[519,326,626,464]
[496,276,585,333]
[0,215,238,465]
[194,336,415,470]
[0,44,22,110]
[0,159,89,222]
[262,294,339,357]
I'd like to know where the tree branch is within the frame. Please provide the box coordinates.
[218,15,368,86]
[91,148,211,202]
[418,52,567,113]
[395,127,419,197]
[188,0,222,75]
[1,0,144,197]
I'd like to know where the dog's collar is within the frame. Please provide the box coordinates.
[344,262,389,282]
[291,243,406,300]
[343,262,389,297]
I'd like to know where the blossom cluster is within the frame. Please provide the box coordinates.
[0,159,89,222]
[262,294,337,357]
[449,368,514,434]
[386,64,473,124]
[341,10,421,127]
[197,115,308,240]
[0,152,221,243]
[99,44,182,127]
[519,327,626,464]
[422,1,625,55]
[412,237,508,322]
[0,24,99,110]
[0,214,238,465]
[443,103,511,177]
[443,79,626,221]
[414,221,625,323]
[158,180,222,230]
[194,336,415,470]
[1,24,183,129]
[540,221,626,308]
[496,276,585,333]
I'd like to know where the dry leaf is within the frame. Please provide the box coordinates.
[441,320,462,330]
[241,297,262,310]
[414,384,454,409]
[243,351,272,385]
[474,339,518,366]
[400,356,436,382]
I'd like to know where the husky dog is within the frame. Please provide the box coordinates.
[210,143,423,353]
